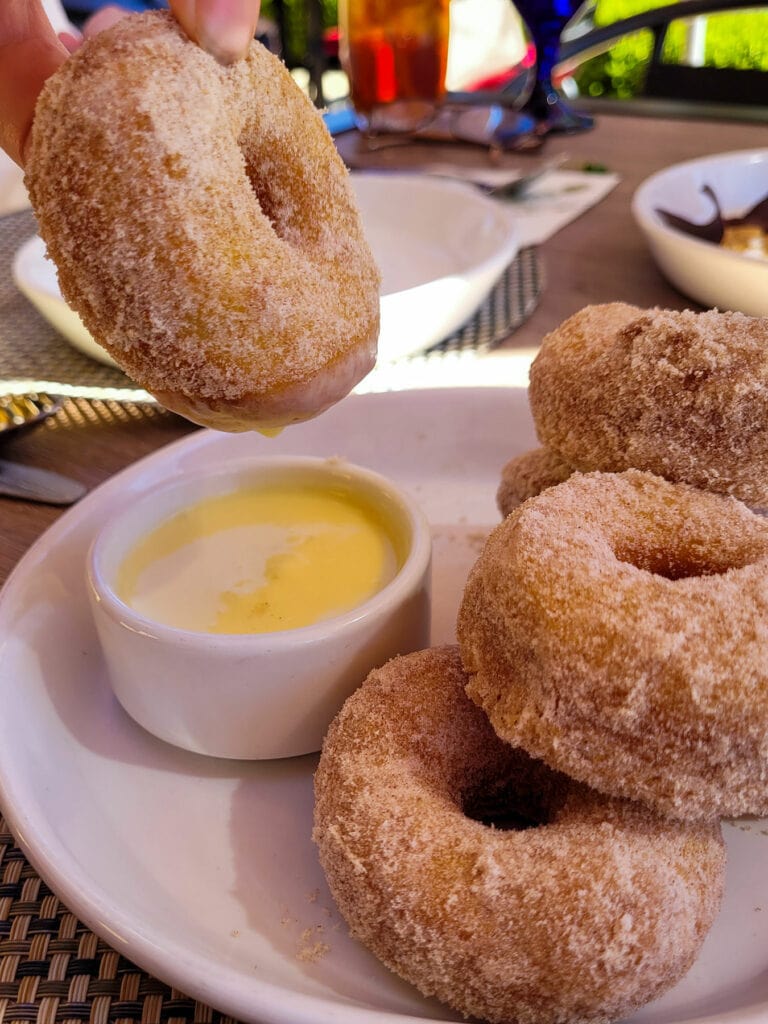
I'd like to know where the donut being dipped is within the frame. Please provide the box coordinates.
[25,13,380,432]
[314,645,725,1024]
[528,303,768,506]
[459,469,768,821]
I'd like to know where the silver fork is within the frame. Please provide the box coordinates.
[410,155,567,197]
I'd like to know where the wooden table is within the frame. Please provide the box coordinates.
[2,110,766,584]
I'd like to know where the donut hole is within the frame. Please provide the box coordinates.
[614,540,755,581]
[247,173,280,232]
[462,766,567,831]
[240,139,315,247]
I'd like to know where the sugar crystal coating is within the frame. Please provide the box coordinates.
[460,469,768,820]
[529,303,768,506]
[497,446,574,517]
[314,645,725,1024]
[25,12,380,431]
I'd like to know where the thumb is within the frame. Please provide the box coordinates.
[0,0,68,166]
[169,0,261,65]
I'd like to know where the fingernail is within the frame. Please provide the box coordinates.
[58,30,81,53]
[198,0,255,64]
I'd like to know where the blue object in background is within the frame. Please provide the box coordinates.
[514,0,594,131]
[64,0,166,15]
[322,105,357,135]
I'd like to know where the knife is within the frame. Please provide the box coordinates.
[0,458,86,505]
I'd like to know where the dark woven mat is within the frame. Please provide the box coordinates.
[1,209,542,397]
[0,818,241,1024]
[0,211,147,400]
[424,243,542,356]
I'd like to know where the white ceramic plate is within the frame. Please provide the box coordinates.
[12,173,518,368]
[0,150,29,217]
[11,233,110,365]
[1,388,767,1024]
[632,148,768,316]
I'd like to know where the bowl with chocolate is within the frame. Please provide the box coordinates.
[632,148,768,316]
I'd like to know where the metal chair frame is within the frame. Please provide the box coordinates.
[557,0,768,105]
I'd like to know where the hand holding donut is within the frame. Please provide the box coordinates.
[0,0,262,166]
[14,5,379,431]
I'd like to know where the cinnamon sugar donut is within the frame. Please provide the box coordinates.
[528,303,768,506]
[25,12,380,432]
[497,446,574,516]
[459,469,768,821]
[314,645,725,1024]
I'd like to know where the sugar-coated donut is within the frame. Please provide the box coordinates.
[497,446,573,516]
[459,469,768,821]
[528,303,768,506]
[314,645,725,1024]
[25,12,380,432]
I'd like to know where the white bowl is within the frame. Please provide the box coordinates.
[354,173,518,360]
[12,233,115,366]
[632,148,768,316]
[87,455,432,760]
[13,172,517,369]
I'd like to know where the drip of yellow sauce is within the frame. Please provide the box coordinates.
[115,480,403,634]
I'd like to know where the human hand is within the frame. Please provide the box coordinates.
[0,0,262,167]
[170,0,262,66]
[0,0,68,166]
[59,5,134,52]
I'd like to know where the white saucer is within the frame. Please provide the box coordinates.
[0,388,766,1024]
[12,173,518,368]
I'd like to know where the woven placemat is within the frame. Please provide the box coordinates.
[0,817,241,1024]
[0,212,147,401]
[1,209,542,397]
[424,242,541,356]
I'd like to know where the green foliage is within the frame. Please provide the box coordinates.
[261,0,338,66]
[572,1,768,97]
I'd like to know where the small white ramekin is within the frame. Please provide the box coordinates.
[87,455,432,759]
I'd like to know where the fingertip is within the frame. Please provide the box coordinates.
[168,0,199,48]
[170,0,260,64]
[81,5,131,39]
[58,30,81,53]
[0,35,66,166]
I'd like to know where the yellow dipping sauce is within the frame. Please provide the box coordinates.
[116,480,404,634]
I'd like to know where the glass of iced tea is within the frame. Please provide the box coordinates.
[339,0,451,134]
